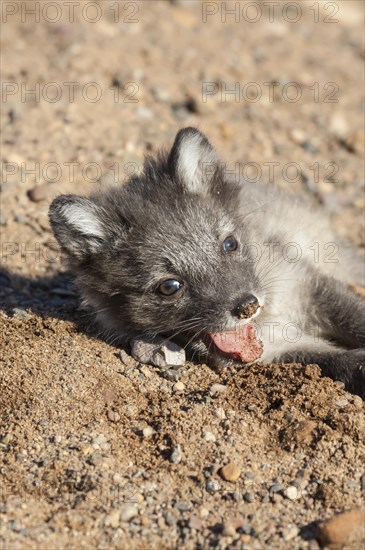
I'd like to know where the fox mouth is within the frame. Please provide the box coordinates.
[203,323,263,364]
[203,300,264,363]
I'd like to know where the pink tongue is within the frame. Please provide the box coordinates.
[209,324,263,363]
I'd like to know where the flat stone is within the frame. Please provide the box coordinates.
[131,337,185,367]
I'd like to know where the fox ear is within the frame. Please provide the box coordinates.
[168,127,218,194]
[49,195,109,259]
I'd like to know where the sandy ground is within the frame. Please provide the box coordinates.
[1,1,365,548]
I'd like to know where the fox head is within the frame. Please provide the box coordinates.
[49,128,263,360]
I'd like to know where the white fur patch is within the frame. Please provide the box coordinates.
[61,203,104,237]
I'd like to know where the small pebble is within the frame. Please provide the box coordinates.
[285,485,300,500]
[243,491,255,503]
[335,399,349,408]
[170,444,182,464]
[222,521,237,537]
[283,420,317,447]
[289,128,306,145]
[0,434,12,445]
[12,308,30,318]
[161,369,180,382]
[352,396,363,408]
[140,515,152,527]
[302,140,319,154]
[163,512,176,526]
[343,130,365,155]
[81,445,93,456]
[219,122,234,140]
[143,426,155,438]
[206,479,221,493]
[104,510,120,528]
[175,501,191,512]
[0,211,7,226]
[93,434,107,445]
[204,431,216,442]
[27,184,48,202]
[270,484,284,494]
[188,515,202,530]
[214,407,226,420]
[14,213,27,224]
[330,113,349,139]
[136,107,153,119]
[209,383,227,397]
[282,525,299,541]
[120,504,138,522]
[220,462,241,482]
[107,410,120,423]
[171,101,194,121]
[113,473,123,484]
[151,86,171,102]
[140,365,153,378]
[89,452,103,466]
[173,381,185,392]
[119,349,136,368]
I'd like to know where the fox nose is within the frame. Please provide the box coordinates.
[232,294,259,319]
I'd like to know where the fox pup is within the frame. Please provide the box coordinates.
[49,128,365,397]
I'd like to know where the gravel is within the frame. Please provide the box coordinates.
[1,2,364,549]
[170,444,183,464]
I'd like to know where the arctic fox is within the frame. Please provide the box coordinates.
[49,128,365,397]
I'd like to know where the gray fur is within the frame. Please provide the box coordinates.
[49,128,365,397]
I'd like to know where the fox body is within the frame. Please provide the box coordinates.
[49,128,365,397]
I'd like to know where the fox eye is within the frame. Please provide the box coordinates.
[157,279,183,296]
[223,235,238,253]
